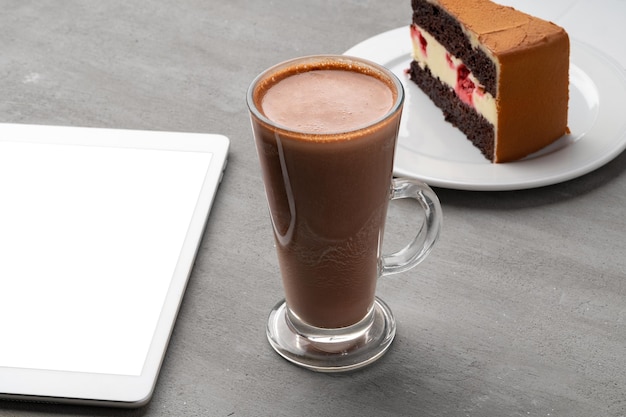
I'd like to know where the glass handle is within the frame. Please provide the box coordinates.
[381,178,442,276]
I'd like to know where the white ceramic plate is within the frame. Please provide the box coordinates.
[345,27,626,191]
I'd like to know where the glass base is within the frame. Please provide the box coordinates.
[266,297,396,372]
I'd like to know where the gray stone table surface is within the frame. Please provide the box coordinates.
[1,0,625,416]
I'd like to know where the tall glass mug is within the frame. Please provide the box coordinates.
[247,55,442,372]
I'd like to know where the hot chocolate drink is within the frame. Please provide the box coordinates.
[250,58,402,328]
[249,55,441,371]
[261,69,394,134]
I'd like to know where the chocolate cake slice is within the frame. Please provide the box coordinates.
[409,0,569,163]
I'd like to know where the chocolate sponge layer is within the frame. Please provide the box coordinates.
[411,0,497,97]
[409,60,495,161]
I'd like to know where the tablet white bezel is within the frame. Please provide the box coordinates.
[0,123,229,407]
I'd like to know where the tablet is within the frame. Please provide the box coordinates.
[0,123,229,407]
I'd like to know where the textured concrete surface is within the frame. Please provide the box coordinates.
[1,0,625,416]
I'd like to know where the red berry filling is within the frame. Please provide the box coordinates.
[411,25,428,57]
[455,64,475,106]
[411,26,482,108]
[445,53,454,70]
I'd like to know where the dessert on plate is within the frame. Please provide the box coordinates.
[409,0,570,163]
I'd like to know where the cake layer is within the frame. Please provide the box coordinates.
[411,0,496,97]
[409,61,495,161]
[411,23,497,126]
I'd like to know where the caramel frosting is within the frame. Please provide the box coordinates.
[433,0,567,55]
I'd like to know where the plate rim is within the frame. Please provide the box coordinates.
[344,26,626,191]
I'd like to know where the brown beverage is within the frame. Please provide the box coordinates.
[250,57,402,329]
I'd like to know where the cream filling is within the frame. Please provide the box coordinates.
[411,24,498,127]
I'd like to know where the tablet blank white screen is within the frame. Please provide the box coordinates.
[0,141,212,376]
